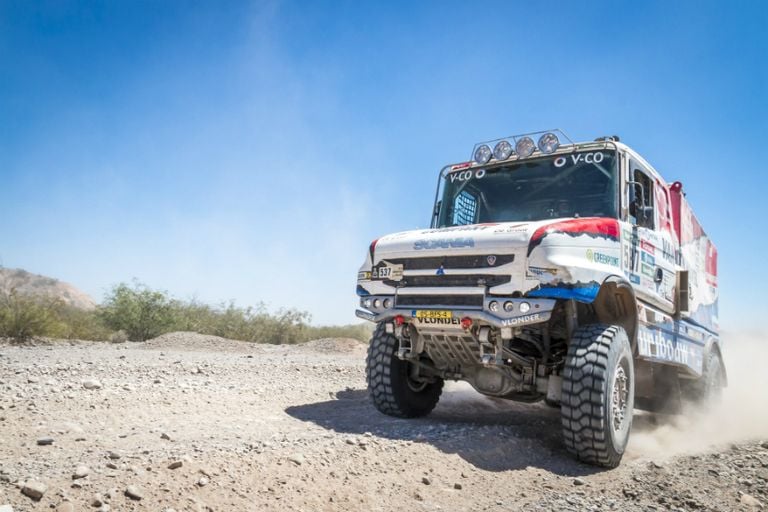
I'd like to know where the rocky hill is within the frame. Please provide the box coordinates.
[0,267,96,310]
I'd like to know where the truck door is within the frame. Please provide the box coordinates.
[625,160,677,313]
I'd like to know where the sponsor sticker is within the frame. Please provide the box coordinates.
[413,316,463,328]
[641,262,655,278]
[640,251,655,265]
[357,271,371,281]
[586,249,620,267]
[640,240,655,254]
[501,313,542,327]
[629,273,641,285]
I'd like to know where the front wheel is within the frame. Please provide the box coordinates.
[561,323,634,468]
[366,322,443,418]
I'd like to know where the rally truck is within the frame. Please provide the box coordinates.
[355,130,722,468]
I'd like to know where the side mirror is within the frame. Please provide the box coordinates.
[640,205,654,221]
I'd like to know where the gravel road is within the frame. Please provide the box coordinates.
[1,332,766,511]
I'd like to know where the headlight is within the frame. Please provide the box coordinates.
[488,300,499,312]
[519,302,531,313]
[473,144,492,165]
[373,299,381,308]
[503,301,515,312]
[515,137,535,158]
[363,298,372,308]
[493,140,513,161]
[538,132,560,154]
[383,298,391,309]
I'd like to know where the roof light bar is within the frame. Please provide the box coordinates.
[469,129,574,163]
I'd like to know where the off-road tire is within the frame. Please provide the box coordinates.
[682,347,725,405]
[366,322,443,418]
[561,323,634,468]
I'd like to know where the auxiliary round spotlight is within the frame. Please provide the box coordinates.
[519,302,531,314]
[363,298,372,308]
[515,137,535,158]
[383,298,391,309]
[373,299,381,308]
[473,144,492,165]
[538,132,560,154]
[493,140,513,161]
[503,301,515,313]
[488,300,499,312]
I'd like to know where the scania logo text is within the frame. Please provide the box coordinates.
[413,238,475,250]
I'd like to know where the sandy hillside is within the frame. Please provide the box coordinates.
[0,268,96,310]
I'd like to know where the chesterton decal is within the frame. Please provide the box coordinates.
[414,237,475,250]
[586,249,619,267]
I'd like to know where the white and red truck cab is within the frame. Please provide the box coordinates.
[356,131,722,467]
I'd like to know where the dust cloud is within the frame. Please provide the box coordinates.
[627,331,768,459]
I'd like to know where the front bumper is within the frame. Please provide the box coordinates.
[355,296,556,329]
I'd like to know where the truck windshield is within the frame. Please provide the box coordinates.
[435,150,617,227]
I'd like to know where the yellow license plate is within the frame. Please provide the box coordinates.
[414,310,452,319]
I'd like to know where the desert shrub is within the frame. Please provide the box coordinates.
[0,290,60,342]
[109,330,129,343]
[50,305,111,340]
[99,281,177,341]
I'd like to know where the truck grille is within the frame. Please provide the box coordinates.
[395,295,484,308]
[384,254,515,270]
[385,275,511,288]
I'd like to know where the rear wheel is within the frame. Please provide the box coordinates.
[366,322,443,418]
[561,323,634,468]
[682,347,725,405]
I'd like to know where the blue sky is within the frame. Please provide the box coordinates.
[0,1,765,328]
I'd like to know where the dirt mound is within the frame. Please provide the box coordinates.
[141,331,259,352]
[301,337,366,354]
[0,267,96,310]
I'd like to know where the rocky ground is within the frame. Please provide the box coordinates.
[0,332,766,512]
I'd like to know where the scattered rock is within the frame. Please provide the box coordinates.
[27,376,39,384]
[197,476,209,487]
[107,451,121,460]
[422,477,431,485]
[106,462,118,470]
[82,379,102,390]
[741,494,763,509]
[0,505,14,512]
[288,454,305,466]
[573,477,586,486]
[21,480,47,501]
[160,432,171,441]
[73,465,89,479]
[90,495,103,507]
[124,485,143,501]
[56,502,74,512]
[454,483,462,490]
[168,461,183,470]
[36,436,54,446]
